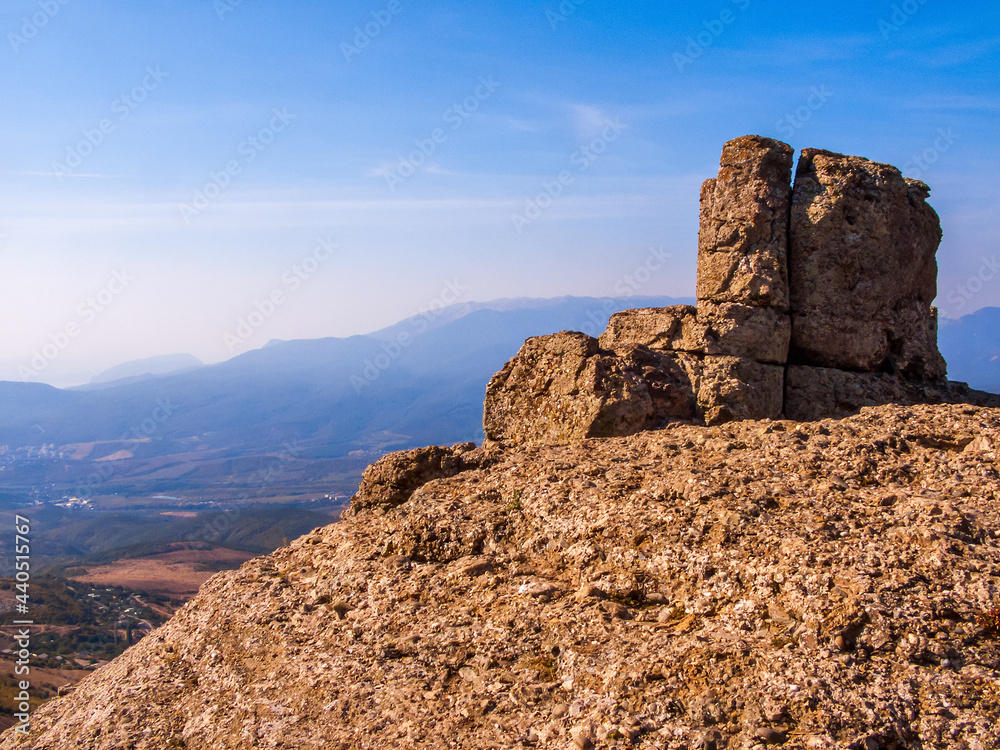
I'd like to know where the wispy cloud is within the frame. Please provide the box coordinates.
[569,104,613,140]
[422,163,458,176]
[365,162,459,179]
[0,178,699,236]
[3,170,116,179]
[365,163,396,178]
[503,117,540,133]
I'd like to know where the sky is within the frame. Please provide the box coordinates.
[0,0,998,387]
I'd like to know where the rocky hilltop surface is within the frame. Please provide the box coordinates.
[5,404,1000,749]
[5,138,1000,749]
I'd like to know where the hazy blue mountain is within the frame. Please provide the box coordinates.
[940,307,1000,393]
[87,353,204,387]
[0,296,688,456]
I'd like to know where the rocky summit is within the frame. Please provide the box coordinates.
[6,404,1000,750]
[485,136,996,443]
[4,138,1000,750]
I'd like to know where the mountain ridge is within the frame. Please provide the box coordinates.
[0,295,691,454]
[86,353,204,388]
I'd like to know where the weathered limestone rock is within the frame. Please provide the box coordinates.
[784,366,1000,421]
[598,305,698,352]
[482,332,699,446]
[789,149,946,379]
[697,135,794,309]
[483,331,784,443]
[600,303,789,365]
[347,442,486,513]
[482,136,977,438]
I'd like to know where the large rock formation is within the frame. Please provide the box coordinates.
[696,135,792,310]
[482,332,702,445]
[788,149,945,378]
[8,403,1000,749]
[483,136,998,444]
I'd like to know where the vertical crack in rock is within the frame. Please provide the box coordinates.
[782,146,798,416]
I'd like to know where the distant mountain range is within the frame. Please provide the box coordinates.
[85,353,204,388]
[939,307,1000,394]
[0,296,688,458]
[0,299,996,459]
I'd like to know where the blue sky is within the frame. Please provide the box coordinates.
[1,0,998,386]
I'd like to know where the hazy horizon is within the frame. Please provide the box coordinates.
[9,292,998,391]
[13,292,696,388]
[2,1,998,387]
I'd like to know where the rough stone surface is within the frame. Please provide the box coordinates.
[697,135,794,309]
[598,305,698,353]
[482,332,700,446]
[696,248,789,310]
[600,304,790,365]
[784,366,1000,422]
[345,442,489,514]
[483,136,976,433]
[483,330,786,443]
[696,302,791,364]
[696,356,784,425]
[789,149,946,378]
[9,404,1000,750]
